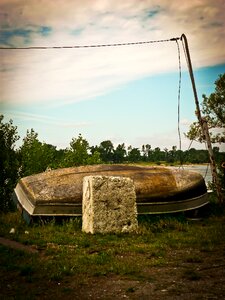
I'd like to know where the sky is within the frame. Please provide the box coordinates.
[1,0,225,152]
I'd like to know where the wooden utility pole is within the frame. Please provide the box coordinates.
[181,34,224,203]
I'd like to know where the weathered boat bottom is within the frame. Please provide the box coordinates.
[12,164,209,223]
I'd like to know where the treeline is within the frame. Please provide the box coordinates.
[19,130,224,177]
[1,115,224,211]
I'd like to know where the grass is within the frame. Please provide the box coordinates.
[0,196,225,297]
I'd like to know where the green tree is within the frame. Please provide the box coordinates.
[53,148,67,168]
[64,134,90,167]
[141,144,152,161]
[186,73,225,193]
[87,151,102,165]
[186,73,225,143]
[146,144,153,161]
[168,146,177,163]
[99,140,114,162]
[0,115,20,211]
[113,143,127,163]
[127,146,141,162]
[20,129,56,176]
[152,147,165,162]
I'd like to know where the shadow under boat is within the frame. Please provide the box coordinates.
[12,164,208,223]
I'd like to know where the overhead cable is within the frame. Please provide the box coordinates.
[0,37,180,50]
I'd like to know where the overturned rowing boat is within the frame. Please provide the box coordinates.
[13,164,208,221]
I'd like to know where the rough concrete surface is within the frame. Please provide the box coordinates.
[82,175,138,234]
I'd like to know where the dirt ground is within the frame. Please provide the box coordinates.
[1,237,225,299]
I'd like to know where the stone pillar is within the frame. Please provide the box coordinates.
[82,175,138,234]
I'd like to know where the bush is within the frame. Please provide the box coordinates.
[0,115,20,211]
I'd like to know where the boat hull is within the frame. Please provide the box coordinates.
[13,164,208,218]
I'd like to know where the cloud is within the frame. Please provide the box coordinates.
[1,39,179,105]
[5,110,91,128]
[0,26,52,47]
[0,0,225,106]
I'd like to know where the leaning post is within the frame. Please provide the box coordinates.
[181,34,224,203]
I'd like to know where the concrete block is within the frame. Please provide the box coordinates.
[82,175,138,234]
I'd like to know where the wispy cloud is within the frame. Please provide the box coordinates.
[0,0,225,107]
[5,110,91,128]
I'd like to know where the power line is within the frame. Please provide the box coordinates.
[0,37,180,50]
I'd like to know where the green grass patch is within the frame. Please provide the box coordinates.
[1,199,225,286]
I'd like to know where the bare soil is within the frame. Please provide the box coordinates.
[1,237,225,299]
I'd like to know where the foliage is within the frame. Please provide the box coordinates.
[63,134,103,167]
[141,144,151,161]
[186,73,225,144]
[63,134,90,167]
[186,73,225,192]
[86,151,102,165]
[127,146,141,162]
[113,143,127,163]
[0,115,20,211]
[99,140,114,162]
[19,129,56,176]
[19,132,103,174]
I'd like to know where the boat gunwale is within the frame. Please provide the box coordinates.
[13,190,209,217]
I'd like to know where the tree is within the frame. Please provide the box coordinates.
[64,134,90,167]
[186,73,225,143]
[127,146,141,162]
[20,129,56,176]
[113,143,127,163]
[186,73,225,198]
[152,147,165,162]
[168,146,177,163]
[86,151,102,165]
[98,140,114,162]
[141,144,152,161]
[0,115,20,211]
